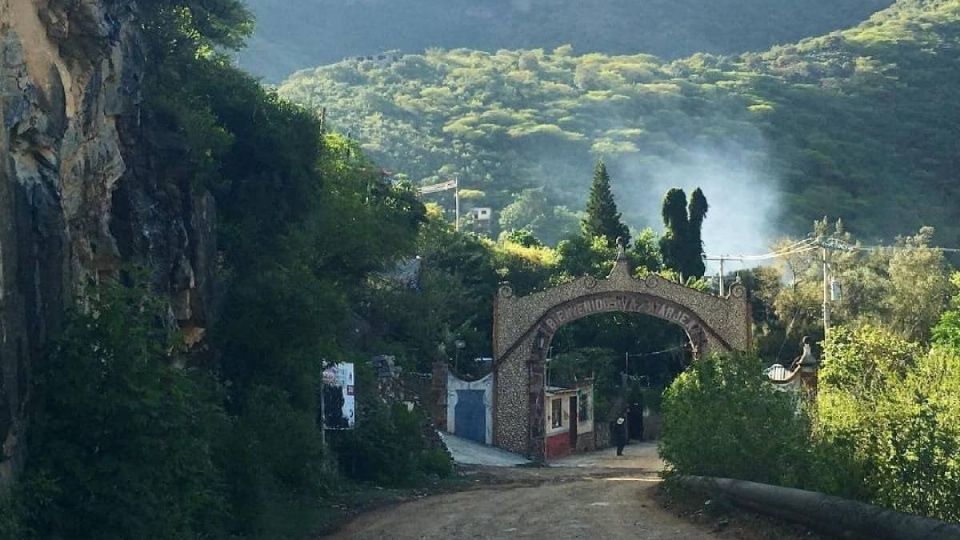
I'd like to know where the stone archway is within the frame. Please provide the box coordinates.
[491,254,752,460]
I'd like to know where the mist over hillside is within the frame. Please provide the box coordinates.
[277,0,960,255]
[240,0,892,81]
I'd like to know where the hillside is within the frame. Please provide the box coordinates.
[240,0,892,81]
[277,0,960,251]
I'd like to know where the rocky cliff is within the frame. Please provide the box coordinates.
[0,0,216,486]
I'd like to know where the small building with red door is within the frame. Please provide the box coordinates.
[544,381,595,460]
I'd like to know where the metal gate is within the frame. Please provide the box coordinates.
[454,390,486,444]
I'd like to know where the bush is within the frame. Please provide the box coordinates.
[419,448,454,479]
[816,328,960,521]
[333,362,451,485]
[654,326,960,523]
[659,352,812,486]
[0,490,24,540]
[20,278,228,539]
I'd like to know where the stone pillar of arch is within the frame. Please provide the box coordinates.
[491,255,752,459]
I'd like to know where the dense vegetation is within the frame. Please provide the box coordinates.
[2,1,710,531]
[750,220,954,362]
[278,0,960,248]
[661,222,960,522]
[661,315,960,522]
[240,0,892,81]
[6,0,959,536]
[1,1,446,538]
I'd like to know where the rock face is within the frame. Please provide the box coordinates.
[0,0,217,486]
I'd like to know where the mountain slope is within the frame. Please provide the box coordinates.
[278,0,960,252]
[240,0,892,81]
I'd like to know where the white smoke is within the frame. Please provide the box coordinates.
[614,144,782,272]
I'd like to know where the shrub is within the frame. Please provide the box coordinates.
[333,362,451,485]
[817,333,960,521]
[21,277,228,539]
[659,352,812,486]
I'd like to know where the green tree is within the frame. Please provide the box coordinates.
[817,325,960,520]
[659,188,708,279]
[933,273,960,350]
[884,227,953,342]
[582,161,630,248]
[687,188,709,278]
[499,189,580,246]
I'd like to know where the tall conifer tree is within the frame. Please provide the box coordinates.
[687,188,709,278]
[583,161,630,247]
[659,188,689,277]
[659,187,709,279]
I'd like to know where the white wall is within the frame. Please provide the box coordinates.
[446,372,494,445]
[545,388,594,436]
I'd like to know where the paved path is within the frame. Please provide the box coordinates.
[438,432,531,466]
[551,441,664,470]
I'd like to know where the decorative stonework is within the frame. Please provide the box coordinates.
[492,255,751,460]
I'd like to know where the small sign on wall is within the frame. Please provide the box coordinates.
[323,363,355,429]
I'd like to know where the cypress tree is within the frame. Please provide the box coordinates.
[659,188,688,277]
[659,187,709,279]
[687,188,709,278]
[583,161,630,247]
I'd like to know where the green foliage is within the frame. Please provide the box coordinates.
[659,188,708,280]
[816,326,960,521]
[4,1,439,537]
[770,221,953,352]
[583,161,630,247]
[278,0,960,248]
[687,188,708,277]
[333,363,452,485]
[21,277,227,539]
[224,385,331,536]
[932,273,960,349]
[0,491,24,540]
[240,0,891,81]
[660,353,812,485]
[498,189,581,246]
[819,325,921,398]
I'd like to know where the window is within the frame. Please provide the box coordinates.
[551,398,563,428]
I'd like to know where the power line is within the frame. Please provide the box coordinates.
[625,344,690,358]
[706,238,960,261]
[704,237,817,262]
[854,244,960,253]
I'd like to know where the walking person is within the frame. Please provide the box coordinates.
[613,416,627,456]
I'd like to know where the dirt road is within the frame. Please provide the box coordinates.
[328,471,715,539]
[327,444,717,539]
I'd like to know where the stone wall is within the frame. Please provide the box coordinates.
[492,255,751,460]
[0,0,217,486]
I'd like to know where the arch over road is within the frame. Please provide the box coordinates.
[491,254,752,460]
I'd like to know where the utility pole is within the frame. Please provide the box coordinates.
[416,178,462,231]
[822,246,831,340]
[702,255,728,296]
[718,257,726,296]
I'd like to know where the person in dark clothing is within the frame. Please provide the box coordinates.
[613,416,627,456]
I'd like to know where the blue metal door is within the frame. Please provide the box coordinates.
[455,390,486,444]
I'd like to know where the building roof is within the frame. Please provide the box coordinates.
[545,383,591,396]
